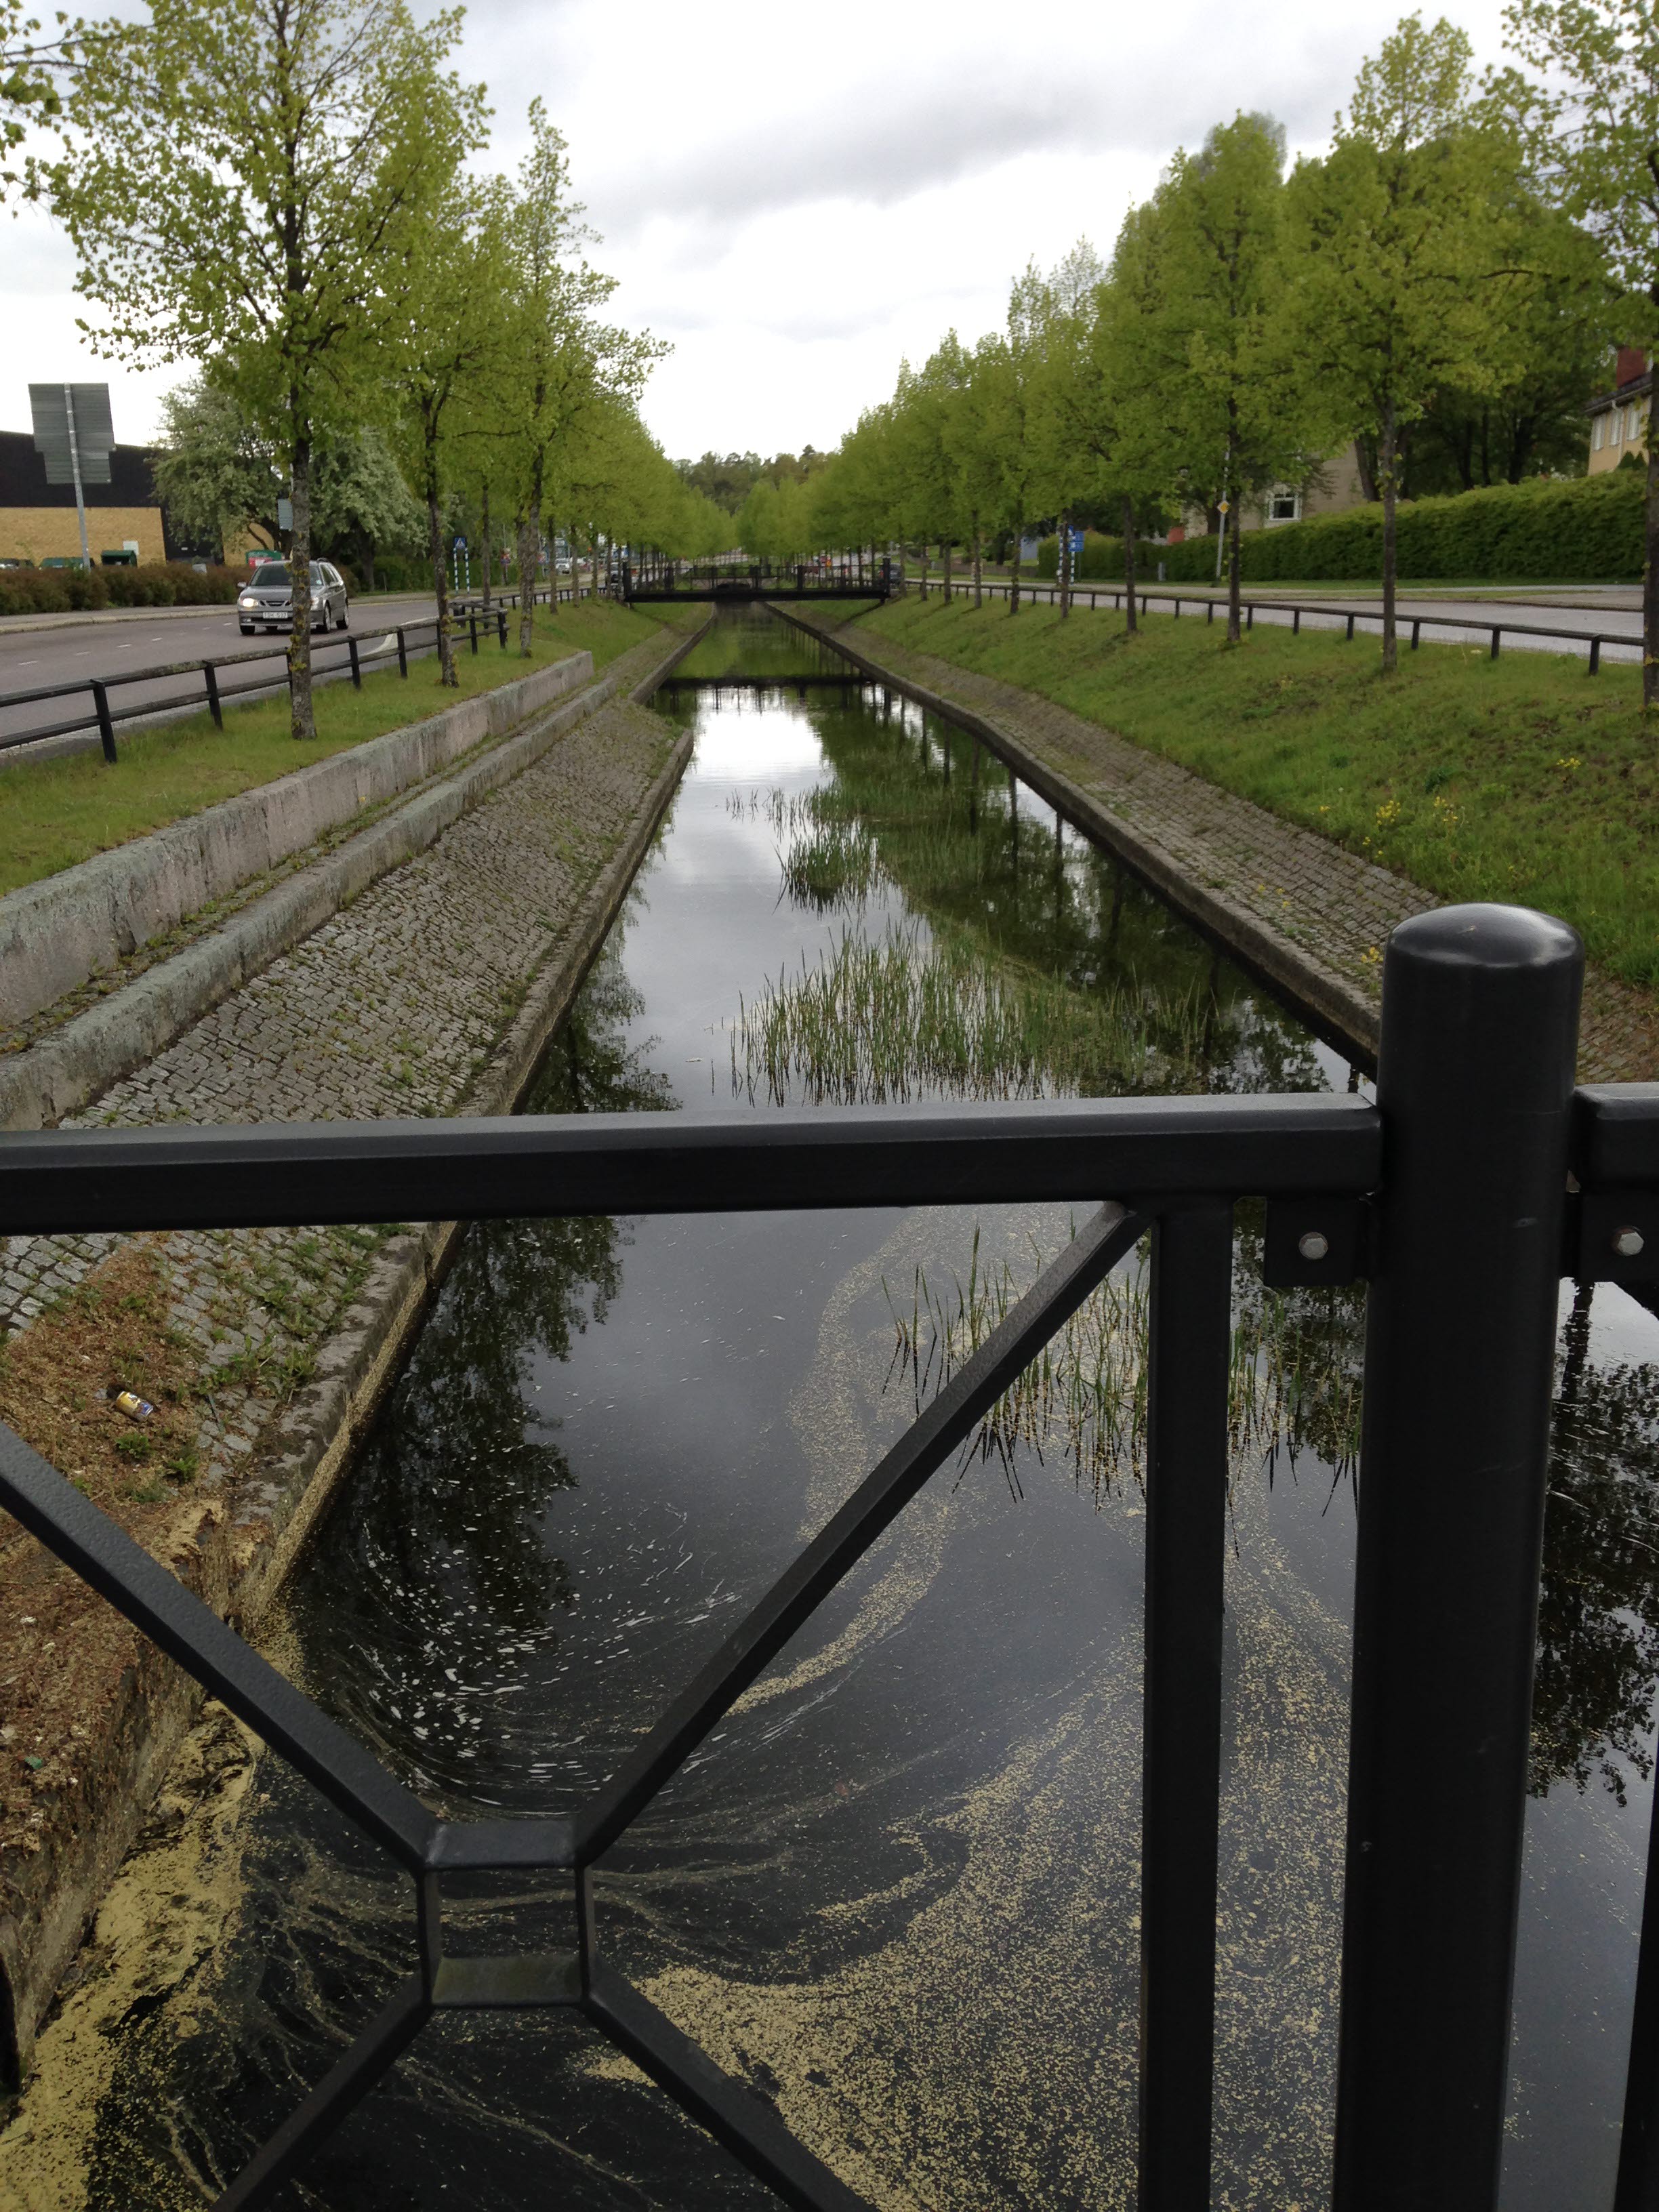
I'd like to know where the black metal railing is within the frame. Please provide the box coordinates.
[0,583,595,761]
[3,903,1658,2211]
[624,557,897,605]
[905,574,1637,670]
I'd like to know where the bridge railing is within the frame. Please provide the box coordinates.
[3,905,1656,2211]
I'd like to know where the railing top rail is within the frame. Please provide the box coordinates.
[0,1094,1384,1237]
[1576,1084,1659,1183]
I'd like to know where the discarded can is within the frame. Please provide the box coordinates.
[112,1391,155,1422]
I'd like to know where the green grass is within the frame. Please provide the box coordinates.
[845,593,1659,989]
[1,600,671,896]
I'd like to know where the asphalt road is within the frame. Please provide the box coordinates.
[0,592,444,758]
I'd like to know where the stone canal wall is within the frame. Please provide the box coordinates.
[0,613,707,2085]
[778,602,1658,1083]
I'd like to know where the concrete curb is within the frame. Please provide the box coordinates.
[0,614,708,2083]
[0,642,684,1132]
[773,604,1383,1065]
[2,649,596,1031]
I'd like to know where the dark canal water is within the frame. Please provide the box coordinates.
[71,611,1659,2209]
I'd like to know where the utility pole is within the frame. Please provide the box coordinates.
[63,384,91,570]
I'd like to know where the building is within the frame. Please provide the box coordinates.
[0,428,175,565]
[1170,444,1371,542]
[1588,348,1650,476]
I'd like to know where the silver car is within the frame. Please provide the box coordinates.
[237,560,350,636]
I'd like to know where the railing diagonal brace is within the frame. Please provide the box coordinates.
[583,1960,876,2212]
[211,1971,431,2212]
[0,1420,438,1870]
[574,1202,1147,1863]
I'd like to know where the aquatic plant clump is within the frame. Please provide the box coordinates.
[731,921,1212,1105]
[884,1227,1364,1500]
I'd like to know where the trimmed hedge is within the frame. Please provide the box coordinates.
[0,562,244,617]
[1038,472,1645,588]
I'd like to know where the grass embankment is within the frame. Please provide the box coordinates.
[846,593,1659,990]
[1,600,668,897]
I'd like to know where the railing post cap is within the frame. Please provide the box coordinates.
[1387,901,1580,979]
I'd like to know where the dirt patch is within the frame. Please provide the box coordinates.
[0,1243,226,1872]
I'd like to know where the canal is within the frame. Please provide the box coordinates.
[62,609,1659,2208]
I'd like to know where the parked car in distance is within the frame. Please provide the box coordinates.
[237,561,350,635]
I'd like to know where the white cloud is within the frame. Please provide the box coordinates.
[0,0,1519,461]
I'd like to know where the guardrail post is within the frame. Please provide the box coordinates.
[468,613,478,655]
[203,661,223,729]
[1490,626,1502,661]
[1345,612,1355,642]
[90,678,117,763]
[1590,637,1602,675]
[1411,619,1421,651]
[1206,600,1213,626]
[497,611,508,650]
[346,636,361,689]
[1332,903,1582,2212]
[396,627,408,678]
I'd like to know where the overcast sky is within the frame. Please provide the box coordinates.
[0,0,1519,464]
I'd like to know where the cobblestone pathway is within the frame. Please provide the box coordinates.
[826,623,1659,1084]
[1,687,681,1500]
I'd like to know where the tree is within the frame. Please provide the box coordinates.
[152,375,285,554]
[1500,0,1659,702]
[382,178,511,684]
[52,0,485,737]
[995,268,1047,614]
[1103,197,1183,632]
[155,374,422,578]
[2,1,70,199]
[1160,113,1330,642]
[486,102,661,655]
[1286,16,1512,672]
[312,428,424,588]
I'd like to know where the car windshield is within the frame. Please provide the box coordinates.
[249,565,290,588]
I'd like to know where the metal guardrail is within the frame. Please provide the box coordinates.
[0,582,594,761]
[3,905,1658,2210]
[906,574,1639,669]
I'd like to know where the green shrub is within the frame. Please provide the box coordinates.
[0,561,243,617]
[1037,474,1643,588]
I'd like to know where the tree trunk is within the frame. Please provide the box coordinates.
[943,538,953,604]
[1353,436,1379,506]
[428,477,457,688]
[972,520,983,609]
[1122,493,1139,636]
[1227,502,1242,644]
[1059,510,1072,620]
[918,539,929,600]
[1380,403,1399,676]
[287,434,316,741]
[480,480,493,613]
[516,510,536,657]
[1645,432,1659,713]
[1009,527,1023,615]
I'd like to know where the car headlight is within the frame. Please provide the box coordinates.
[239,595,257,607]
